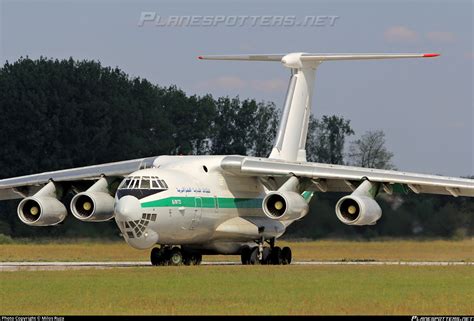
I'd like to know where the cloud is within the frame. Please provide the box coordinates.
[384,26,418,43]
[195,76,246,91]
[250,78,287,93]
[426,31,456,43]
[195,76,287,93]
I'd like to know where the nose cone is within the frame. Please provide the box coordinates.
[115,195,141,221]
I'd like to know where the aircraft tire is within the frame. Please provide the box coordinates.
[271,246,283,265]
[262,247,272,265]
[150,247,163,266]
[240,246,251,265]
[169,247,183,266]
[281,246,292,265]
[193,253,202,265]
[249,247,260,265]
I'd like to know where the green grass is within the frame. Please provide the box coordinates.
[1,265,473,315]
[0,239,472,262]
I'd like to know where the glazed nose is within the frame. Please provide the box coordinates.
[115,195,141,221]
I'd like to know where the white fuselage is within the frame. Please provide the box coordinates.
[113,155,301,254]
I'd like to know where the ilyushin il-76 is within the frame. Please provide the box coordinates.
[1,52,472,265]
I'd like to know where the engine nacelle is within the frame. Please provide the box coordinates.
[335,195,382,226]
[263,191,309,221]
[18,196,67,226]
[71,191,115,222]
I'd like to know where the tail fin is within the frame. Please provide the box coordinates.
[199,52,439,162]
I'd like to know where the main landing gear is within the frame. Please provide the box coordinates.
[240,238,292,265]
[150,246,202,266]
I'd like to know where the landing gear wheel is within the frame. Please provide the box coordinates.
[271,246,283,265]
[150,247,163,266]
[241,246,251,265]
[249,247,260,265]
[192,253,202,265]
[162,247,172,265]
[281,246,292,265]
[262,247,272,265]
[183,253,192,266]
[169,247,183,266]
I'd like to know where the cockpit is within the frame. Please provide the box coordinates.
[116,176,169,199]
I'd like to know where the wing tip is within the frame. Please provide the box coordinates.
[423,53,440,58]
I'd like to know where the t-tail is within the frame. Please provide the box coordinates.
[199,52,439,162]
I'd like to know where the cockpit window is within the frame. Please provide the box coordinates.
[116,175,168,199]
[140,176,150,189]
[119,176,168,190]
[151,179,160,189]
[119,178,131,189]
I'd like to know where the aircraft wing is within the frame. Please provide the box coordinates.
[0,157,156,200]
[221,156,474,197]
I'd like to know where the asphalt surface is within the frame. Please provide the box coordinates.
[1,260,472,271]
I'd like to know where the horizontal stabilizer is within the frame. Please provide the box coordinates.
[198,53,440,63]
[198,54,284,61]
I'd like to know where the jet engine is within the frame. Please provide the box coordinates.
[71,192,114,221]
[70,178,114,222]
[335,180,382,226]
[335,195,382,225]
[263,191,309,221]
[17,182,67,226]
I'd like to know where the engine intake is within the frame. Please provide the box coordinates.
[70,177,115,222]
[336,195,382,226]
[18,196,67,226]
[263,191,308,221]
[71,191,114,222]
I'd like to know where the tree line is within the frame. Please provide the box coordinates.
[0,57,471,240]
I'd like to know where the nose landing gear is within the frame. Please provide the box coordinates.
[150,246,202,266]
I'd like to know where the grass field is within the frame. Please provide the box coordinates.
[1,265,473,315]
[1,240,473,315]
[0,239,473,262]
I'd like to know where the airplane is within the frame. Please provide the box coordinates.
[0,52,473,266]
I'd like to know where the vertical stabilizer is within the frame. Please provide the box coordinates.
[269,53,318,162]
[199,52,439,162]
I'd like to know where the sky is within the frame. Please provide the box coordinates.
[1,0,472,176]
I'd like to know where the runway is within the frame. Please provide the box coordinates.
[1,260,472,271]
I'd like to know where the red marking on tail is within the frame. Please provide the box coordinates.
[423,53,440,58]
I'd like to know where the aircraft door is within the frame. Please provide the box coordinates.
[190,197,202,230]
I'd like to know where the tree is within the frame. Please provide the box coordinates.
[209,97,279,156]
[348,130,394,169]
[249,101,279,157]
[1,57,471,240]
[306,115,354,164]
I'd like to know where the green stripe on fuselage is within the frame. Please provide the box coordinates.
[141,196,263,209]
[141,192,315,209]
